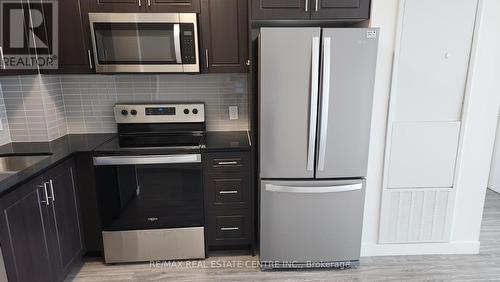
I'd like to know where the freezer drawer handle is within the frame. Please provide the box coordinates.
[93,154,201,166]
[220,227,239,231]
[219,190,238,194]
[265,183,362,194]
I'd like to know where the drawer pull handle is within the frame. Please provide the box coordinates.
[219,190,238,194]
[217,161,238,165]
[220,227,239,231]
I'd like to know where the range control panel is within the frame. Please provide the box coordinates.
[114,104,205,124]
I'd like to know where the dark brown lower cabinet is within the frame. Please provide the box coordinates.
[45,160,84,278]
[0,159,83,282]
[0,176,54,282]
[204,151,253,251]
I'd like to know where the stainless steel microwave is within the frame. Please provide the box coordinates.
[88,13,199,73]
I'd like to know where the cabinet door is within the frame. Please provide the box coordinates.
[0,177,54,282]
[45,159,83,279]
[89,0,145,12]
[200,0,248,73]
[310,0,371,19]
[148,0,200,12]
[251,0,310,20]
[40,0,94,74]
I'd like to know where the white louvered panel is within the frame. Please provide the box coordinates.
[380,189,452,243]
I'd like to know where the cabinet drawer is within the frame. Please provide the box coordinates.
[206,177,249,209]
[207,210,251,246]
[205,152,250,173]
[216,215,245,239]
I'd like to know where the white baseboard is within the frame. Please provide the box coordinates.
[361,241,480,257]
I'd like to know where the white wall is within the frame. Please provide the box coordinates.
[451,0,500,243]
[361,0,400,251]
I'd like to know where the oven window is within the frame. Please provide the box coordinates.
[95,163,203,231]
[93,23,177,64]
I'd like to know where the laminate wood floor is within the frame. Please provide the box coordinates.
[67,190,500,281]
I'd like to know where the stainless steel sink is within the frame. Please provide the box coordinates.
[0,155,51,174]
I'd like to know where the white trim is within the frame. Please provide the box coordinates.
[361,241,480,257]
[448,0,484,243]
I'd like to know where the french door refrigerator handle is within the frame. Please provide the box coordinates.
[266,183,362,193]
[173,24,182,64]
[93,154,201,166]
[305,0,309,12]
[307,36,320,172]
[317,37,331,171]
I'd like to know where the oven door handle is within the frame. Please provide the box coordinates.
[93,154,201,166]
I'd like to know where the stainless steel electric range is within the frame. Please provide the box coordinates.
[93,103,206,263]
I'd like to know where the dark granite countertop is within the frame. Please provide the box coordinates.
[0,134,115,196]
[0,131,251,196]
[203,131,252,152]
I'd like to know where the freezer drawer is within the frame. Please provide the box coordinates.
[260,179,366,268]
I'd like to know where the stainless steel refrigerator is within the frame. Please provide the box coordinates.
[259,27,379,269]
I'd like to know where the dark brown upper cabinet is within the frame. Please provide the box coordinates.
[251,0,310,20]
[89,0,145,12]
[200,0,248,73]
[251,0,371,20]
[147,0,200,12]
[89,0,200,12]
[310,0,370,19]
[42,0,94,74]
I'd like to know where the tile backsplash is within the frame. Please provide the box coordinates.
[0,75,68,142]
[0,73,248,143]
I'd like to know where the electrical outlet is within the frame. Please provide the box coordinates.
[229,106,239,120]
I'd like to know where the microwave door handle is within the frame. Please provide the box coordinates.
[318,37,331,171]
[173,24,182,64]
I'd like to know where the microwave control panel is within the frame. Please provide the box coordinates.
[180,24,196,64]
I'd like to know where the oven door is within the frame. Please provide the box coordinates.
[93,154,203,232]
[89,13,199,73]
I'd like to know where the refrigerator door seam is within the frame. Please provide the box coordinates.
[307,36,321,172]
